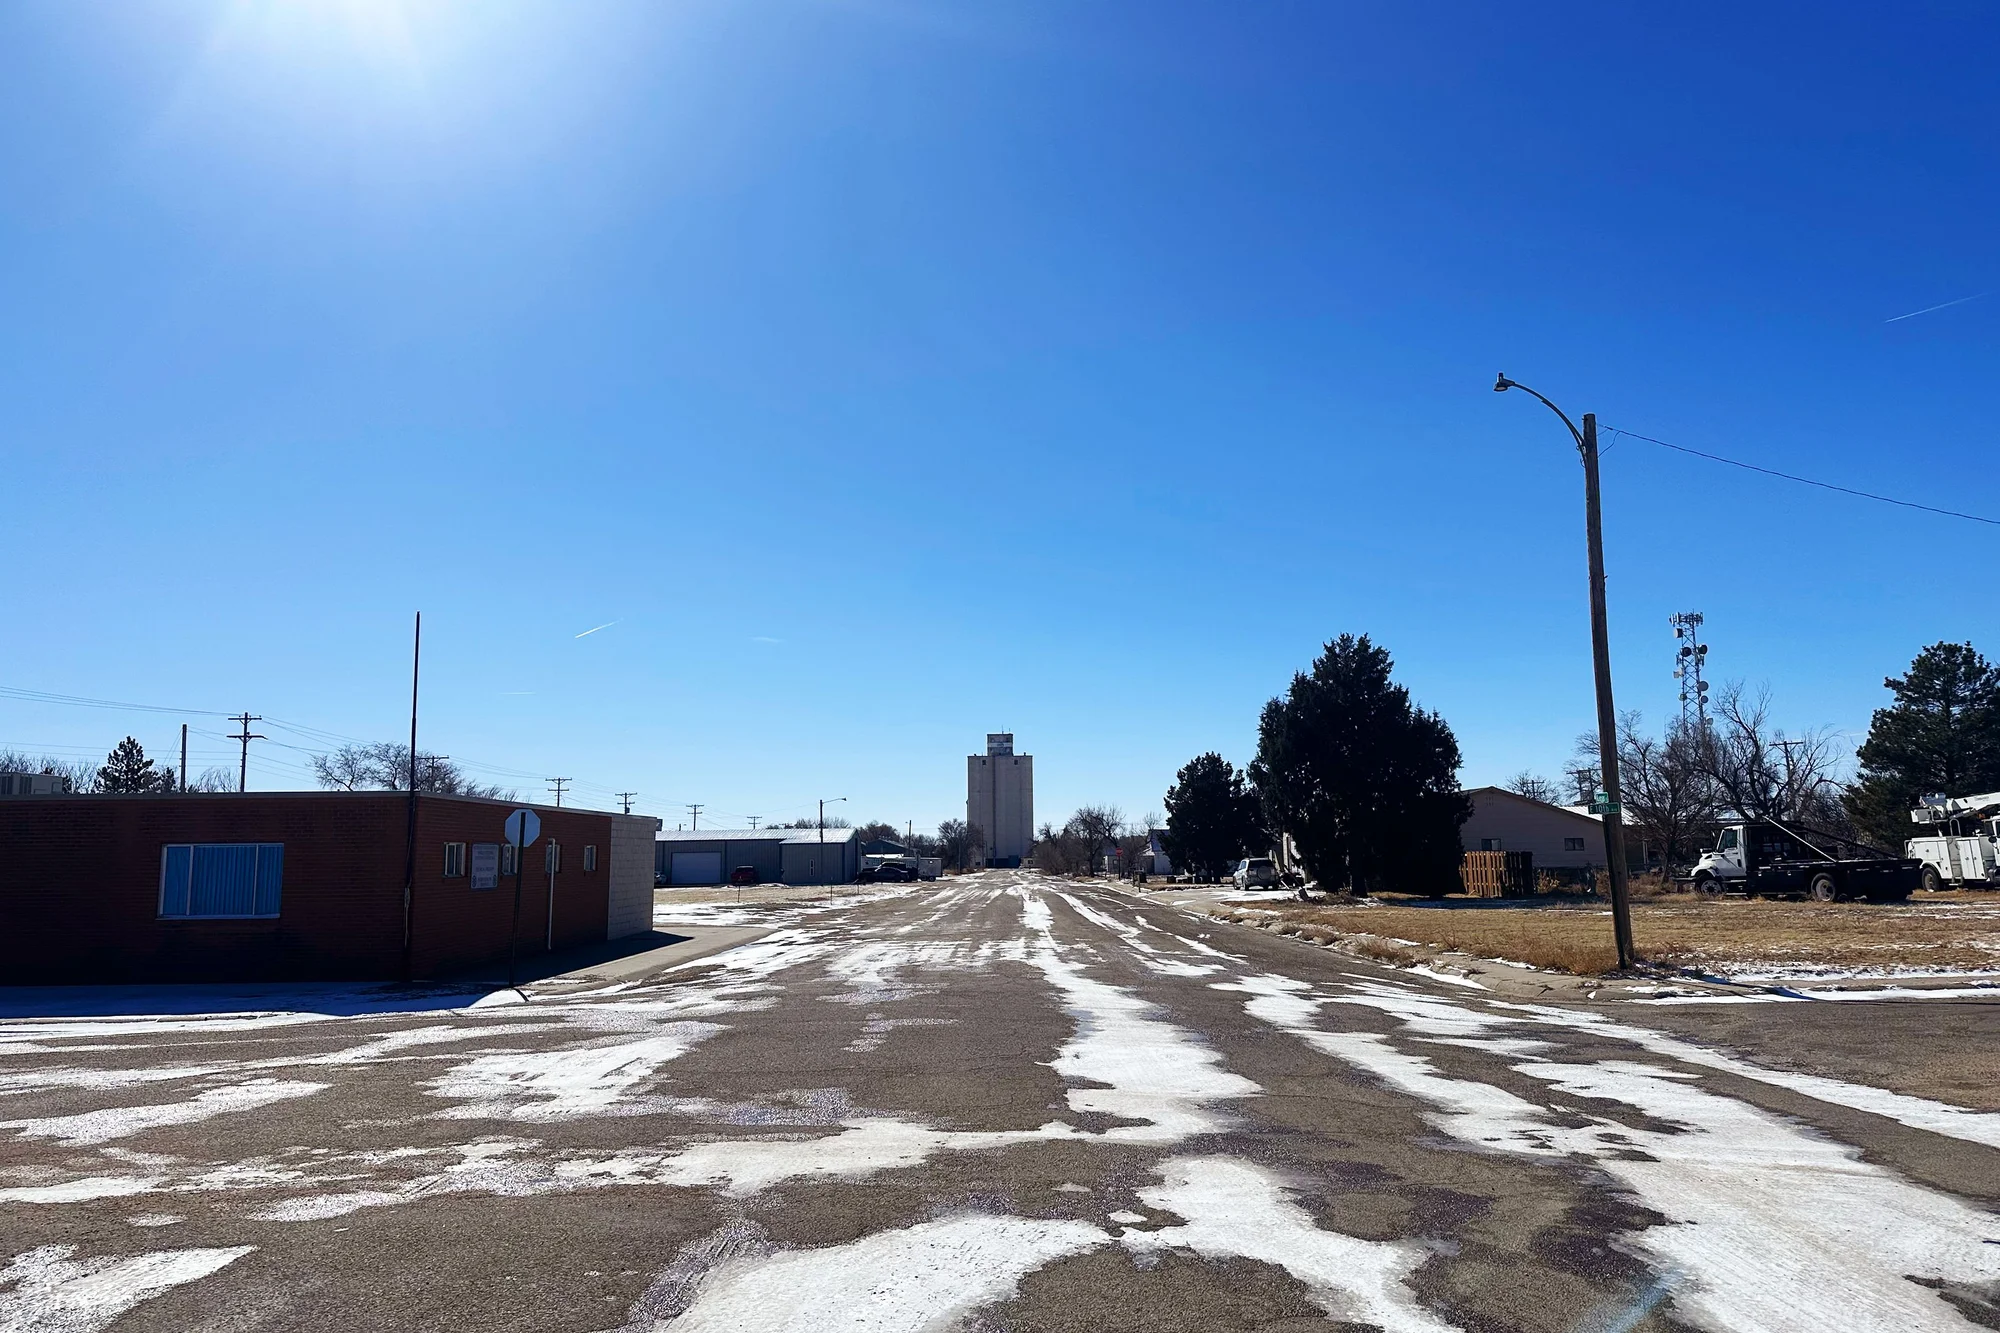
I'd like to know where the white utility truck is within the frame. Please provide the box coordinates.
[1906,792,2000,890]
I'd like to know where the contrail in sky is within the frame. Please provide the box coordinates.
[574,621,619,639]
[1884,292,1987,323]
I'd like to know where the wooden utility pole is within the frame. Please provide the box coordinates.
[401,612,421,982]
[226,713,264,792]
[179,724,188,791]
[1581,414,1636,969]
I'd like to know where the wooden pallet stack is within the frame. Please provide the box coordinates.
[1460,850,1534,897]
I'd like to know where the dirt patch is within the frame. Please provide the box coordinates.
[1214,893,2000,979]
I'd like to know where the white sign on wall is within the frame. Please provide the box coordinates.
[470,842,500,891]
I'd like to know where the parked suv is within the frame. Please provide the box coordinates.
[1231,857,1280,889]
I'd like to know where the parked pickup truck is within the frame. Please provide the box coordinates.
[1689,818,1920,902]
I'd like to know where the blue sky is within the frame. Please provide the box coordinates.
[3,2,1994,831]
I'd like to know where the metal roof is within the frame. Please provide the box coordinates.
[655,827,859,843]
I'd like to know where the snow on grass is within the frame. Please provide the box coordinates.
[426,1027,722,1121]
[1124,1157,1457,1333]
[660,1214,1109,1333]
[0,1243,254,1333]
[0,1078,326,1146]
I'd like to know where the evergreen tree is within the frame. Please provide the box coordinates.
[1249,634,1470,894]
[1845,642,2000,850]
[97,737,168,793]
[1161,752,1263,881]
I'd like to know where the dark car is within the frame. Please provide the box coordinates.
[859,862,918,884]
[728,866,760,887]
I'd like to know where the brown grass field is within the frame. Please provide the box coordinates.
[1214,888,2000,978]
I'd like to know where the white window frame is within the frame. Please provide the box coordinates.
[442,842,467,877]
[158,843,284,920]
[582,845,597,872]
[501,843,519,875]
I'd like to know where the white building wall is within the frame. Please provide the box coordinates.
[606,814,662,939]
[968,752,1034,864]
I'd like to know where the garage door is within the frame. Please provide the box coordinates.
[671,851,723,885]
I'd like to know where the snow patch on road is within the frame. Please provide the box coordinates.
[0,1175,166,1205]
[0,1078,326,1146]
[658,1214,1109,1333]
[1491,1001,2000,1150]
[427,1028,721,1121]
[1234,980,2000,1332]
[0,1243,253,1332]
[1125,1157,1458,1333]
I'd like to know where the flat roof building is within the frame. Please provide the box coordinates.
[0,792,661,985]
[968,733,1033,868]
[655,826,859,886]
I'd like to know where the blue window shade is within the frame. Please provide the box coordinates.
[159,845,192,916]
[253,844,283,915]
[159,843,284,918]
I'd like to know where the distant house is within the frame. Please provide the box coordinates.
[1460,786,1624,871]
[1139,829,1174,877]
[860,837,911,859]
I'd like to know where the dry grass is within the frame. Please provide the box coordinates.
[1222,892,2000,977]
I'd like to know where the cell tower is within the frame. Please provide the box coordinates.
[1669,612,1709,729]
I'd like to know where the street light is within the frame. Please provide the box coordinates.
[1495,373,1637,971]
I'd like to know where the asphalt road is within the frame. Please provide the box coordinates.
[4,869,1999,1333]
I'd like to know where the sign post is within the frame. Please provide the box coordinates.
[502,809,541,987]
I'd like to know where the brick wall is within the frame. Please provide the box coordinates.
[0,792,620,984]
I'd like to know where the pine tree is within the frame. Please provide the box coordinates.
[1161,753,1263,881]
[97,737,168,794]
[1845,642,2000,850]
[1249,634,1470,894]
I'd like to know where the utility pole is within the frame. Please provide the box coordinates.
[616,792,636,815]
[226,714,264,793]
[1774,738,1804,817]
[1567,766,1600,805]
[686,803,703,831]
[179,724,188,792]
[1579,412,1636,968]
[402,612,422,984]
[547,777,569,808]
[747,815,762,830]
[1497,376,1635,970]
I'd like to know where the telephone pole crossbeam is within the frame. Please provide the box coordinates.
[547,778,570,808]
[225,713,265,793]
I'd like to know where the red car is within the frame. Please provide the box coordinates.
[728,866,760,887]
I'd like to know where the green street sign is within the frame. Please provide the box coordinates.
[1590,798,1621,816]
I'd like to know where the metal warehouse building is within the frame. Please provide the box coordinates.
[656,827,859,886]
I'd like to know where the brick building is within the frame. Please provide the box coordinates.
[0,792,659,985]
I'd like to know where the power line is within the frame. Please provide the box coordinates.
[0,684,231,717]
[1603,425,2000,528]
[686,803,703,831]
[616,791,636,814]
[547,777,570,808]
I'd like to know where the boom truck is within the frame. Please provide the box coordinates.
[1906,792,2000,891]
[1689,816,1920,901]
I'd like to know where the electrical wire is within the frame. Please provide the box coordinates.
[1602,425,2000,528]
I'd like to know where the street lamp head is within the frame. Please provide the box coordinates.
[1493,373,1514,393]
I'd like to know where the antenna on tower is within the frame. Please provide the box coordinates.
[1669,612,1710,730]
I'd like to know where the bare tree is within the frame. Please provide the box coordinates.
[937,819,981,871]
[311,744,511,799]
[1504,772,1562,804]
[0,750,93,792]
[1699,684,1848,828]
[187,766,239,793]
[1067,805,1125,875]
[1031,821,1089,876]
[1611,712,1723,870]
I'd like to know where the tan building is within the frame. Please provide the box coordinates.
[1460,786,1609,870]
